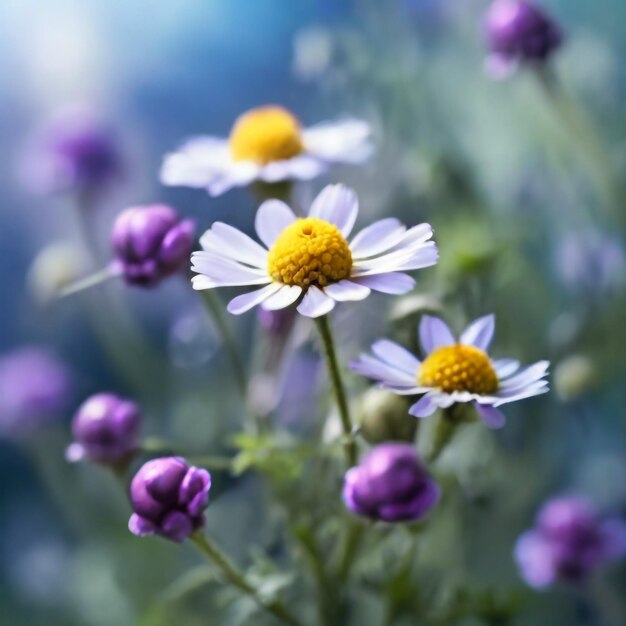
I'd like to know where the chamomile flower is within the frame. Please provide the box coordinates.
[160,105,372,196]
[351,314,549,428]
[191,184,438,318]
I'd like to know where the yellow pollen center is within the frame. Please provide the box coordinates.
[267,218,352,288]
[229,106,304,164]
[418,344,498,395]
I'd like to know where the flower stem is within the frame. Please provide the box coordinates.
[200,289,248,395]
[534,65,624,225]
[427,406,460,464]
[314,315,357,467]
[190,532,302,626]
[338,520,364,580]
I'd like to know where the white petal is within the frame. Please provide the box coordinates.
[191,252,270,286]
[308,184,358,237]
[302,119,372,163]
[206,164,259,196]
[260,285,302,310]
[474,403,506,429]
[201,222,268,268]
[254,200,298,248]
[460,314,495,351]
[227,284,282,315]
[493,359,520,378]
[419,316,455,354]
[352,241,438,276]
[492,383,549,406]
[498,361,550,389]
[296,286,336,318]
[382,384,431,395]
[349,218,406,258]
[258,155,326,182]
[371,339,420,375]
[409,395,438,418]
[323,280,371,302]
[351,272,415,294]
[350,354,415,386]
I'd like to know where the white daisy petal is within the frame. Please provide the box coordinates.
[255,200,298,248]
[302,119,372,164]
[493,359,521,378]
[397,223,434,247]
[206,163,260,196]
[350,355,415,386]
[460,314,495,351]
[258,155,326,182]
[419,316,455,354]
[191,252,271,287]
[498,361,550,390]
[371,339,420,375]
[409,395,438,418]
[323,280,371,302]
[204,222,268,268]
[308,184,358,237]
[382,384,431,395]
[191,275,215,291]
[493,383,549,406]
[475,403,506,429]
[351,272,416,294]
[260,285,302,311]
[227,284,282,315]
[349,218,407,258]
[352,241,438,276]
[296,286,336,318]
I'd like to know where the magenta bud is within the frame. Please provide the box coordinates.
[128,457,211,542]
[111,204,195,287]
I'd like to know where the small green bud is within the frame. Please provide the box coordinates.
[358,388,417,444]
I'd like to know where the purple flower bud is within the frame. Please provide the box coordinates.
[128,457,211,542]
[343,443,440,523]
[20,106,121,196]
[111,204,195,287]
[0,347,72,437]
[484,1,562,77]
[515,496,626,588]
[66,393,141,465]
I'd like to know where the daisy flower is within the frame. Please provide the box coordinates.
[191,184,438,318]
[160,105,372,196]
[351,314,549,428]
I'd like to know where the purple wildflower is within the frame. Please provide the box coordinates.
[128,457,211,542]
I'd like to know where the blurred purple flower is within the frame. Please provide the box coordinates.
[129,457,211,542]
[515,496,626,588]
[343,443,439,522]
[257,307,296,337]
[555,231,625,297]
[484,1,562,79]
[19,106,122,196]
[111,204,195,287]
[66,393,141,466]
[0,347,72,437]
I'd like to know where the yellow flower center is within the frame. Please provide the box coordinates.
[267,218,352,288]
[418,345,498,395]
[229,106,305,164]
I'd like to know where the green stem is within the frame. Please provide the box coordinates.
[314,315,357,467]
[427,406,460,464]
[534,65,624,223]
[338,520,364,581]
[190,533,302,626]
[200,289,248,395]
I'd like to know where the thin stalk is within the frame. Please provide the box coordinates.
[427,407,460,464]
[534,65,624,224]
[190,532,302,626]
[338,520,365,581]
[314,315,357,467]
[200,289,248,395]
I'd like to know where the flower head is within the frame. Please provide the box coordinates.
[484,0,562,78]
[20,105,121,196]
[0,347,72,437]
[160,106,372,196]
[129,457,211,543]
[351,314,549,428]
[515,496,626,588]
[191,184,438,318]
[343,443,439,522]
[66,393,141,465]
[111,204,195,287]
